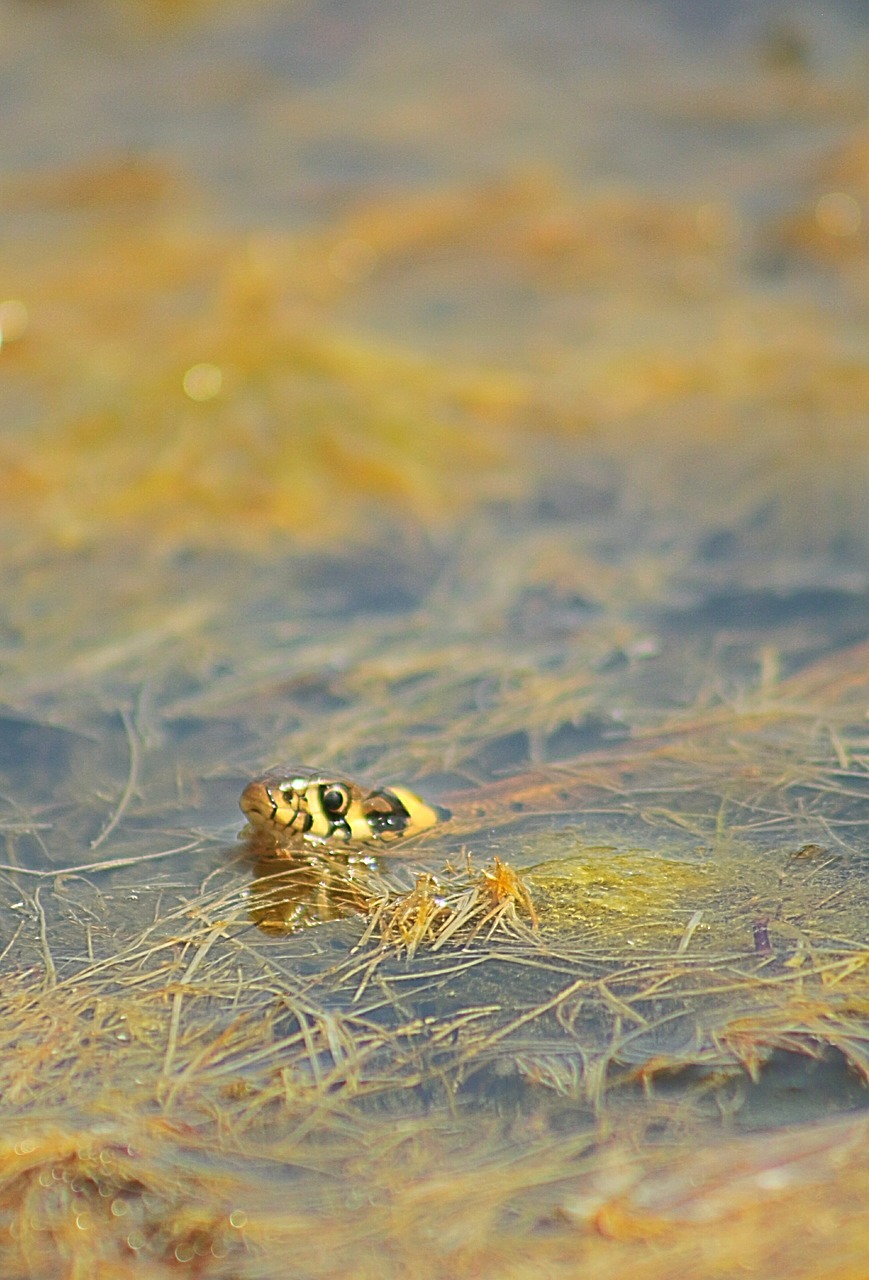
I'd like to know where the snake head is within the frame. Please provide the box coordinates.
[240,766,450,853]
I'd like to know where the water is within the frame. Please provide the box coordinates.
[1,1,869,1275]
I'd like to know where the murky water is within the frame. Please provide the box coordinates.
[2,1,869,1276]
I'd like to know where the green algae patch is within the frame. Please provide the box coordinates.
[524,846,718,948]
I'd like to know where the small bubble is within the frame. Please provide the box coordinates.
[815,191,862,237]
[175,1242,196,1262]
[327,237,377,283]
[0,299,29,346]
[111,1198,129,1216]
[182,362,223,401]
[755,1168,791,1191]
[127,1231,146,1251]
[75,1212,92,1231]
[229,1209,248,1229]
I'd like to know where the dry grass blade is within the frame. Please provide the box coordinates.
[373,859,538,958]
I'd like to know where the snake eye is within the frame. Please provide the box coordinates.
[321,784,350,816]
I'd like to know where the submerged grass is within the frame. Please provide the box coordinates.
[3,539,869,1276]
[1,831,869,1277]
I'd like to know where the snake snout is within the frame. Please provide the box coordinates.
[240,779,273,824]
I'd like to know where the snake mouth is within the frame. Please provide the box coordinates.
[239,779,279,827]
[240,777,312,838]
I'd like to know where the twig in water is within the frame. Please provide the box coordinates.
[90,707,142,850]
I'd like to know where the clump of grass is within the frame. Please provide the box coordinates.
[360,856,537,958]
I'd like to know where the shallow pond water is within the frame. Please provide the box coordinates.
[2,1,869,1276]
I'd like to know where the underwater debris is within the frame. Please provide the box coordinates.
[480,856,539,930]
[369,871,454,958]
[363,857,538,957]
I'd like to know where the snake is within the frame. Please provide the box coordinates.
[238,747,661,855]
[239,766,451,854]
[239,720,711,860]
